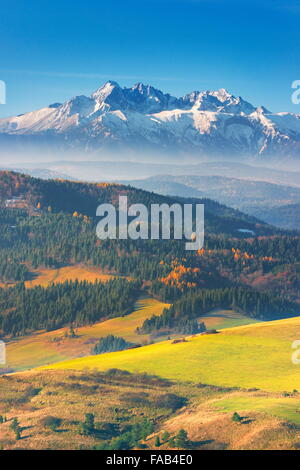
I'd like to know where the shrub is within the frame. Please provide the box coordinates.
[120,392,150,407]
[96,422,119,439]
[154,393,187,411]
[78,413,96,436]
[14,427,21,440]
[93,335,134,355]
[175,429,190,448]
[41,416,62,431]
[105,368,131,377]
[161,431,170,442]
[78,423,92,436]
[232,412,242,423]
[10,418,19,431]
[109,435,132,450]
[85,413,95,430]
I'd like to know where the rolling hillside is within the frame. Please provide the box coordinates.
[124,175,300,230]
[4,296,169,371]
[1,170,299,359]
[42,316,300,392]
[1,316,296,450]
[2,367,300,450]
[4,299,260,372]
[0,171,299,451]
[0,170,272,235]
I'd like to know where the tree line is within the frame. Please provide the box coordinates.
[139,286,299,334]
[0,279,139,337]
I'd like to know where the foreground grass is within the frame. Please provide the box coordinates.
[42,316,300,392]
[212,395,300,427]
[1,369,300,450]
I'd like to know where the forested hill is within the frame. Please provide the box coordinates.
[0,170,274,237]
[0,171,299,338]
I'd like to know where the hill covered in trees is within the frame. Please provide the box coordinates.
[0,279,139,337]
[139,287,299,335]
[0,170,299,340]
[0,170,274,235]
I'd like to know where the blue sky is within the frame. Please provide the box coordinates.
[0,0,299,117]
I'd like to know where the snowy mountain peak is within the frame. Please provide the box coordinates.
[48,102,62,109]
[131,82,169,97]
[125,83,178,113]
[181,89,252,113]
[211,88,232,102]
[92,80,121,99]
[0,81,299,160]
[91,81,128,111]
[255,105,270,114]
[90,80,175,112]
[132,82,149,92]
[89,82,258,114]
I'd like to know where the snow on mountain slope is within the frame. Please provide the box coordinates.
[268,112,300,134]
[0,80,300,159]
[181,88,256,114]
[0,107,57,133]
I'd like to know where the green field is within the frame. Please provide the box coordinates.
[212,395,300,426]
[199,309,261,330]
[42,316,300,392]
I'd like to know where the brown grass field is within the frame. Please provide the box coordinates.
[0,264,123,289]
[1,369,300,450]
[24,264,121,288]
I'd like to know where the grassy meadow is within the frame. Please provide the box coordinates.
[2,264,300,450]
[212,395,300,427]
[0,264,120,290]
[25,264,120,288]
[42,316,300,393]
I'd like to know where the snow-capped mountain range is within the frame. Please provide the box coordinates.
[1,80,300,159]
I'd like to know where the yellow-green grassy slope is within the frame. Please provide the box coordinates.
[212,394,300,427]
[5,296,169,371]
[5,295,254,371]
[42,316,300,392]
